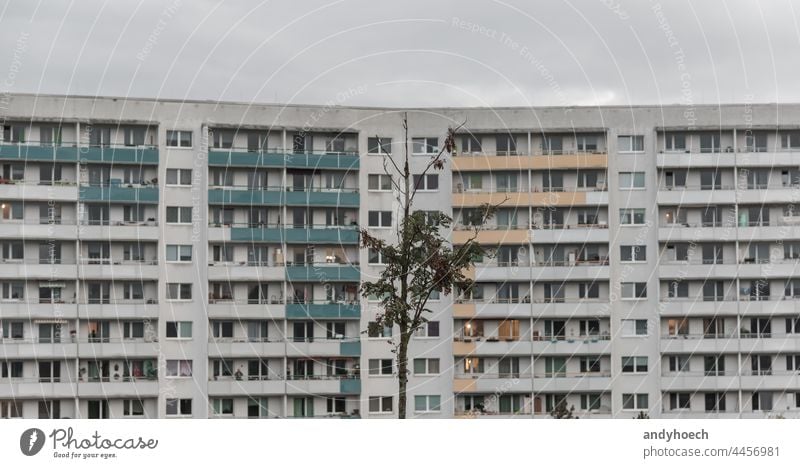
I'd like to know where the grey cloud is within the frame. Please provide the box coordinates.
[0,0,797,107]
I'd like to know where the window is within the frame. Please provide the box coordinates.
[621,356,648,373]
[123,321,144,340]
[619,172,645,189]
[412,137,438,155]
[1,361,22,378]
[165,360,193,377]
[414,321,440,338]
[621,282,647,299]
[248,398,269,418]
[413,358,440,375]
[705,393,726,412]
[369,396,393,413]
[368,359,393,376]
[414,395,441,413]
[580,394,602,411]
[622,393,648,410]
[1,320,23,340]
[212,321,234,339]
[38,400,59,419]
[621,319,648,336]
[166,169,192,186]
[368,248,386,265]
[618,135,644,152]
[166,130,192,148]
[620,208,646,225]
[326,397,346,414]
[669,393,691,410]
[668,355,690,372]
[367,321,392,338]
[166,245,192,262]
[368,174,392,191]
[787,355,800,371]
[620,245,646,263]
[212,398,234,416]
[752,392,773,411]
[166,321,192,339]
[413,174,439,191]
[0,400,22,419]
[664,132,686,151]
[579,356,601,373]
[166,398,192,416]
[367,137,392,155]
[166,283,192,300]
[368,211,392,228]
[123,399,145,417]
[166,207,192,224]
[0,282,23,301]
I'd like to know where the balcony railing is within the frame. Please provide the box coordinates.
[453,149,606,157]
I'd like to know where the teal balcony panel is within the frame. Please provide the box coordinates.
[284,227,359,244]
[285,191,359,207]
[81,146,159,164]
[229,228,282,242]
[284,153,359,171]
[285,303,360,319]
[207,151,285,168]
[208,189,284,205]
[208,150,359,170]
[79,186,159,204]
[285,265,360,282]
[339,378,361,395]
[0,144,79,162]
[339,341,361,356]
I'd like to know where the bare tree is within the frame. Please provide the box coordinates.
[360,113,499,418]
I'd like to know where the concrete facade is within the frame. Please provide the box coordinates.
[0,94,797,418]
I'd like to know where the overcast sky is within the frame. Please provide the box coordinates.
[0,0,797,107]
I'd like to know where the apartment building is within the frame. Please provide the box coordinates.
[0,94,799,419]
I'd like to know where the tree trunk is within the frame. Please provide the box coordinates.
[397,332,410,418]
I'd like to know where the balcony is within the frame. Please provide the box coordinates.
[285,339,361,357]
[452,227,529,245]
[79,220,159,240]
[79,260,159,280]
[0,180,77,201]
[0,143,79,162]
[0,260,77,279]
[659,334,739,354]
[207,301,286,319]
[0,218,78,240]
[451,152,608,171]
[656,151,735,168]
[285,264,360,281]
[81,145,158,165]
[657,186,736,205]
[286,375,358,395]
[79,338,160,358]
[452,337,532,356]
[661,372,739,390]
[207,263,284,282]
[526,259,610,282]
[208,188,283,206]
[530,224,609,243]
[226,225,359,244]
[207,378,287,395]
[81,300,160,319]
[285,189,359,207]
[76,378,159,397]
[208,338,287,357]
[0,299,78,318]
[208,149,359,170]
[79,185,159,204]
[0,338,78,359]
[453,189,608,208]
[286,302,360,319]
[0,379,77,398]
[454,298,610,319]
